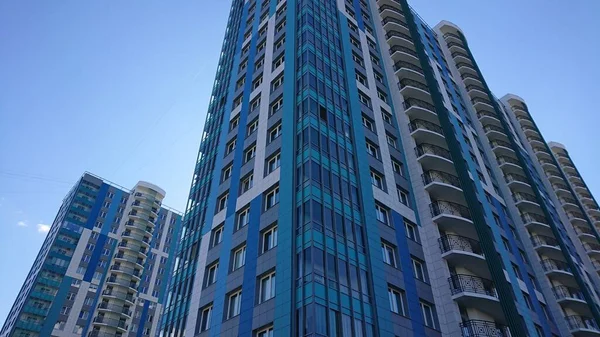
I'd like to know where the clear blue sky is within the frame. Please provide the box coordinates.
[1,0,598,324]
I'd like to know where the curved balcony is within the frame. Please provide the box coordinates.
[92,316,128,332]
[531,235,562,260]
[541,259,575,286]
[560,197,580,212]
[510,105,528,116]
[403,98,437,122]
[409,119,446,147]
[389,44,418,63]
[490,140,516,158]
[584,243,600,258]
[534,148,553,161]
[422,170,464,201]
[522,213,552,234]
[456,61,477,75]
[88,330,121,337]
[394,59,424,80]
[465,84,487,98]
[386,29,415,47]
[449,274,501,317]
[546,171,565,184]
[399,78,431,100]
[101,288,135,305]
[438,234,488,277]
[459,320,510,337]
[97,302,133,318]
[114,252,144,268]
[477,110,501,127]
[483,124,508,141]
[566,315,600,336]
[497,156,523,175]
[461,73,483,86]
[415,143,454,172]
[552,183,571,196]
[443,32,462,42]
[447,41,466,53]
[121,231,151,248]
[131,201,159,218]
[504,173,532,193]
[527,136,545,148]
[516,115,534,126]
[575,226,597,241]
[586,206,600,217]
[451,51,471,63]
[110,264,142,281]
[568,212,588,225]
[382,16,409,34]
[430,200,474,235]
[118,241,148,258]
[513,192,541,212]
[471,97,495,111]
[106,276,138,292]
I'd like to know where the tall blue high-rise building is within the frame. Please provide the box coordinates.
[159,1,600,336]
[1,173,182,337]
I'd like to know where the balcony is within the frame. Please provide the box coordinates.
[559,197,580,211]
[93,316,128,332]
[527,136,545,148]
[438,234,488,276]
[451,51,471,62]
[456,61,477,74]
[490,140,516,158]
[430,200,474,235]
[504,173,532,192]
[422,170,464,201]
[447,41,467,52]
[106,276,138,291]
[476,110,501,126]
[394,60,424,79]
[552,183,571,196]
[516,115,534,126]
[546,170,565,184]
[510,105,528,116]
[461,73,483,86]
[471,97,494,110]
[465,84,487,98]
[117,241,147,257]
[110,264,141,280]
[575,226,597,241]
[459,320,510,337]
[520,214,546,228]
[443,32,462,42]
[497,156,523,174]
[102,288,135,304]
[97,302,133,317]
[566,315,600,336]
[389,44,418,63]
[513,192,541,212]
[114,253,144,268]
[541,259,575,285]
[483,125,507,141]
[415,143,454,172]
[449,274,501,317]
[382,16,409,33]
[534,147,552,161]
[531,235,562,260]
[583,243,600,256]
[399,78,431,100]
[409,119,446,147]
[403,98,437,122]
[88,330,123,337]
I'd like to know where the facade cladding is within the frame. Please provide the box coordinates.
[159,0,600,337]
[0,173,182,337]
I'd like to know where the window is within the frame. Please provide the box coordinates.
[259,272,276,303]
[271,75,284,92]
[250,96,261,111]
[420,301,436,329]
[522,291,533,309]
[86,243,95,251]
[265,187,280,210]
[362,115,374,131]
[205,263,218,287]
[377,90,388,103]
[392,160,404,176]
[266,153,281,174]
[358,91,371,108]
[257,326,274,337]
[262,226,278,253]
[222,165,233,182]
[365,142,379,159]
[356,72,368,86]
[412,257,427,282]
[405,220,418,242]
[273,54,284,69]
[375,204,389,224]
[397,187,409,206]
[227,290,242,318]
[381,241,397,267]
[245,145,256,162]
[60,306,71,315]
[388,287,407,316]
[232,245,246,270]
[226,139,236,155]
[270,96,283,115]
[268,123,282,142]
[66,292,76,301]
[78,311,89,320]
[241,174,254,193]
[370,170,384,190]
[247,118,259,135]
[386,134,397,148]
[199,305,212,332]
[217,193,228,212]
[252,77,263,90]
[237,208,250,230]
[211,226,223,247]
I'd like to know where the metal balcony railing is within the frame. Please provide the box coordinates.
[541,259,571,273]
[484,125,505,134]
[378,4,404,15]
[430,200,471,220]
[513,192,538,204]
[385,30,413,42]
[97,302,132,316]
[399,78,429,92]
[465,84,486,93]
[449,274,497,298]
[451,51,470,59]
[566,315,600,332]
[415,143,452,161]
[423,170,461,189]
[477,110,499,120]
[394,60,423,74]
[93,316,128,329]
[404,98,435,112]
[382,17,408,29]
[459,320,510,337]
[510,105,527,112]
[497,156,520,166]
[552,285,584,301]
[575,226,594,235]
[409,119,443,135]
[438,234,482,256]
[505,173,529,184]
[531,235,559,248]
[584,243,600,252]
[490,140,512,149]
[102,289,134,302]
[110,265,141,277]
[443,32,461,40]
[471,97,493,106]
[389,45,418,58]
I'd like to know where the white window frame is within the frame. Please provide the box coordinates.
[227,291,242,319]
[262,226,278,253]
[232,246,246,271]
[388,287,406,316]
[200,305,212,332]
[259,272,276,303]
[381,242,397,267]
[265,187,280,210]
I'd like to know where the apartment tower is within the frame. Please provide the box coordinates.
[0,173,182,337]
[159,0,600,336]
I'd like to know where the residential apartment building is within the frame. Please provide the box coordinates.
[156,0,600,336]
[0,173,182,337]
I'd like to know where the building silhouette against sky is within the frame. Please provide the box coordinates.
[1,173,182,337]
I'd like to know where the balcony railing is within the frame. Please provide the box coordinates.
[497,156,520,166]
[102,289,134,302]
[106,277,137,289]
[447,41,465,49]
[415,143,452,161]
[97,302,132,316]
[399,78,429,92]
[382,17,408,29]
[409,119,443,135]
[477,110,499,120]
[449,274,497,297]
[443,32,462,40]
[575,226,594,236]
[490,140,512,149]
[461,74,480,82]
[510,105,527,113]
[552,184,570,191]
[552,285,584,301]
[559,197,578,205]
[567,212,586,220]
[531,235,559,248]
[505,173,529,185]
[566,315,600,332]
[466,84,486,93]
[541,259,572,274]
[430,200,471,220]
[423,170,461,189]
[438,234,482,256]
[389,45,418,58]
[456,62,474,70]
[89,331,122,337]
[110,265,141,277]
[513,192,538,204]
[394,60,423,75]
[472,97,493,107]
[459,320,510,337]
[404,98,435,113]
[451,51,470,59]
[93,316,128,329]
[484,125,505,134]
[385,30,414,43]
[584,243,600,251]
